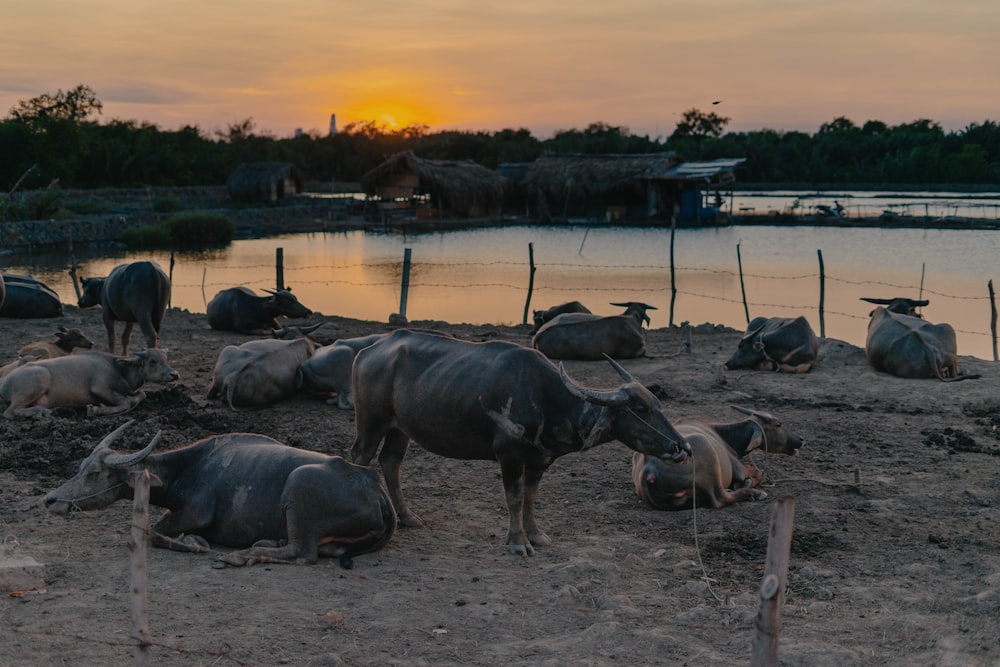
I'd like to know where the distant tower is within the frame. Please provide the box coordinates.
[329,114,337,136]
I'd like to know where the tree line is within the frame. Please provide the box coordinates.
[2,85,998,192]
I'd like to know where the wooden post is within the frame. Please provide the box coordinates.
[201,267,208,308]
[399,247,412,319]
[669,209,677,328]
[522,242,536,325]
[817,249,826,338]
[578,228,590,255]
[275,247,285,291]
[989,279,998,362]
[751,495,797,667]
[129,469,154,666]
[68,261,83,302]
[737,243,750,325]
[168,250,175,308]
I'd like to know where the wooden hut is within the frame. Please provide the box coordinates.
[361,151,509,219]
[519,153,681,223]
[227,162,304,203]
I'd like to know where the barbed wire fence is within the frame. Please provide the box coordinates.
[166,244,1000,361]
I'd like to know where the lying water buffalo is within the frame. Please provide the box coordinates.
[632,406,802,510]
[78,261,171,354]
[0,273,64,318]
[44,421,397,567]
[861,297,977,380]
[0,348,178,418]
[0,327,96,380]
[350,329,690,556]
[531,300,591,333]
[531,301,655,360]
[725,316,819,373]
[206,286,313,334]
[207,335,318,409]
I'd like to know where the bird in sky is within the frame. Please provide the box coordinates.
[712,100,723,105]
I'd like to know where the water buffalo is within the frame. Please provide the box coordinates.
[297,329,450,408]
[725,316,819,373]
[531,301,655,361]
[207,336,318,409]
[44,421,396,567]
[350,329,691,556]
[861,297,976,380]
[0,273,64,318]
[531,300,591,333]
[0,327,96,380]
[0,348,178,418]
[206,286,313,334]
[633,406,802,510]
[78,261,171,354]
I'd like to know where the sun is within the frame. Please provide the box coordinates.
[343,99,436,131]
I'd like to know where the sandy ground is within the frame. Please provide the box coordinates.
[0,304,998,666]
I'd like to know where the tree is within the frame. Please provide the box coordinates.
[7,84,103,127]
[670,108,730,140]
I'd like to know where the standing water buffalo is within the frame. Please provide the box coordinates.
[632,406,802,510]
[0,348,178,418]
[860,297,977,380]
[206,286,313,334]
[532,301,656,360]
[44,421,397,567]
[0,273,64,318]
[78,261,171,354]
[350,329,691,556]
[725,316,819,373]
[531,300,592,333]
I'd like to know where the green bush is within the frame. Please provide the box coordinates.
[121,213,234,249]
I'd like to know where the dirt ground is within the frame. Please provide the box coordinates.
[0,304,997,666]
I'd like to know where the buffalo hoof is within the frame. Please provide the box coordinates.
[508,542,535,557]
[750,489,769,501]
[528,530,552,547]
[397,511,424,528]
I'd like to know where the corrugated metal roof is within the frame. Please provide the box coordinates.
[647,157,747,181]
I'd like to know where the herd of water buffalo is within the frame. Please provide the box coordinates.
[0,259,978,566]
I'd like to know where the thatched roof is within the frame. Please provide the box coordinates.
[521,153,679,199]
[227,162,304,202]
[361,151,509,215]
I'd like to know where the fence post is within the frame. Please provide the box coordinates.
[276,248,284,290]
[168,250,175,308]
[668,211,677,328]
[751,495,797,667]
[737,243,749,325]
[989,279,998,362]
[817,249,826,338]
[522,242,536,325]
[399,247,412,319]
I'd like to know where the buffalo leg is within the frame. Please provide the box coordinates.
[499,457,532,556]
[521,465,551,548]
[378,429,422,527]
[120,322,135,355]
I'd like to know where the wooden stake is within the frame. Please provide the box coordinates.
[737,243,749,325]
[522,242,536,325]
[989,279,998,362]
[817,249,826,338]
[751,495,796,667]
[669,210,677,328]
[276,247,285,291]
[129,469,154,666]
[399,247,412,319]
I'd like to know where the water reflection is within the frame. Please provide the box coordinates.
[2,225,997,360]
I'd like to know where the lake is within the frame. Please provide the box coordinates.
[2,224,998,360]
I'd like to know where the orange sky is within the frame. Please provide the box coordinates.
[2,1,997,139]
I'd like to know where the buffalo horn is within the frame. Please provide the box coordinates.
[730,405,756,416]
[602,354,636,383]
[262,288,277,295]
[559,363,629,406]
[104,430,163,468]
[95,419,136,451]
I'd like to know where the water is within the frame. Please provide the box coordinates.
[2,224,998,360]
[730,190,1000,219]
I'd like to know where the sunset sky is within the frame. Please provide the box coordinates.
[3,0,997,139]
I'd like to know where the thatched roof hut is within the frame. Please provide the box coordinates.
[227,162,304,203]
[520,153,680,222]
[361,151,509,218]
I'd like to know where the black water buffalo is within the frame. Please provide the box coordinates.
[725,316,819,373]
[0,348,178,418]
[0,273,64,318]
[350,329,690,556]
[206,286,313,334]
[531,301,655,360]
[44,422,396,567]
[78,261,171,354]
[207,336,318,409]
[632,406,802,510]
[531,300,591,333]
[861,297,976,380]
